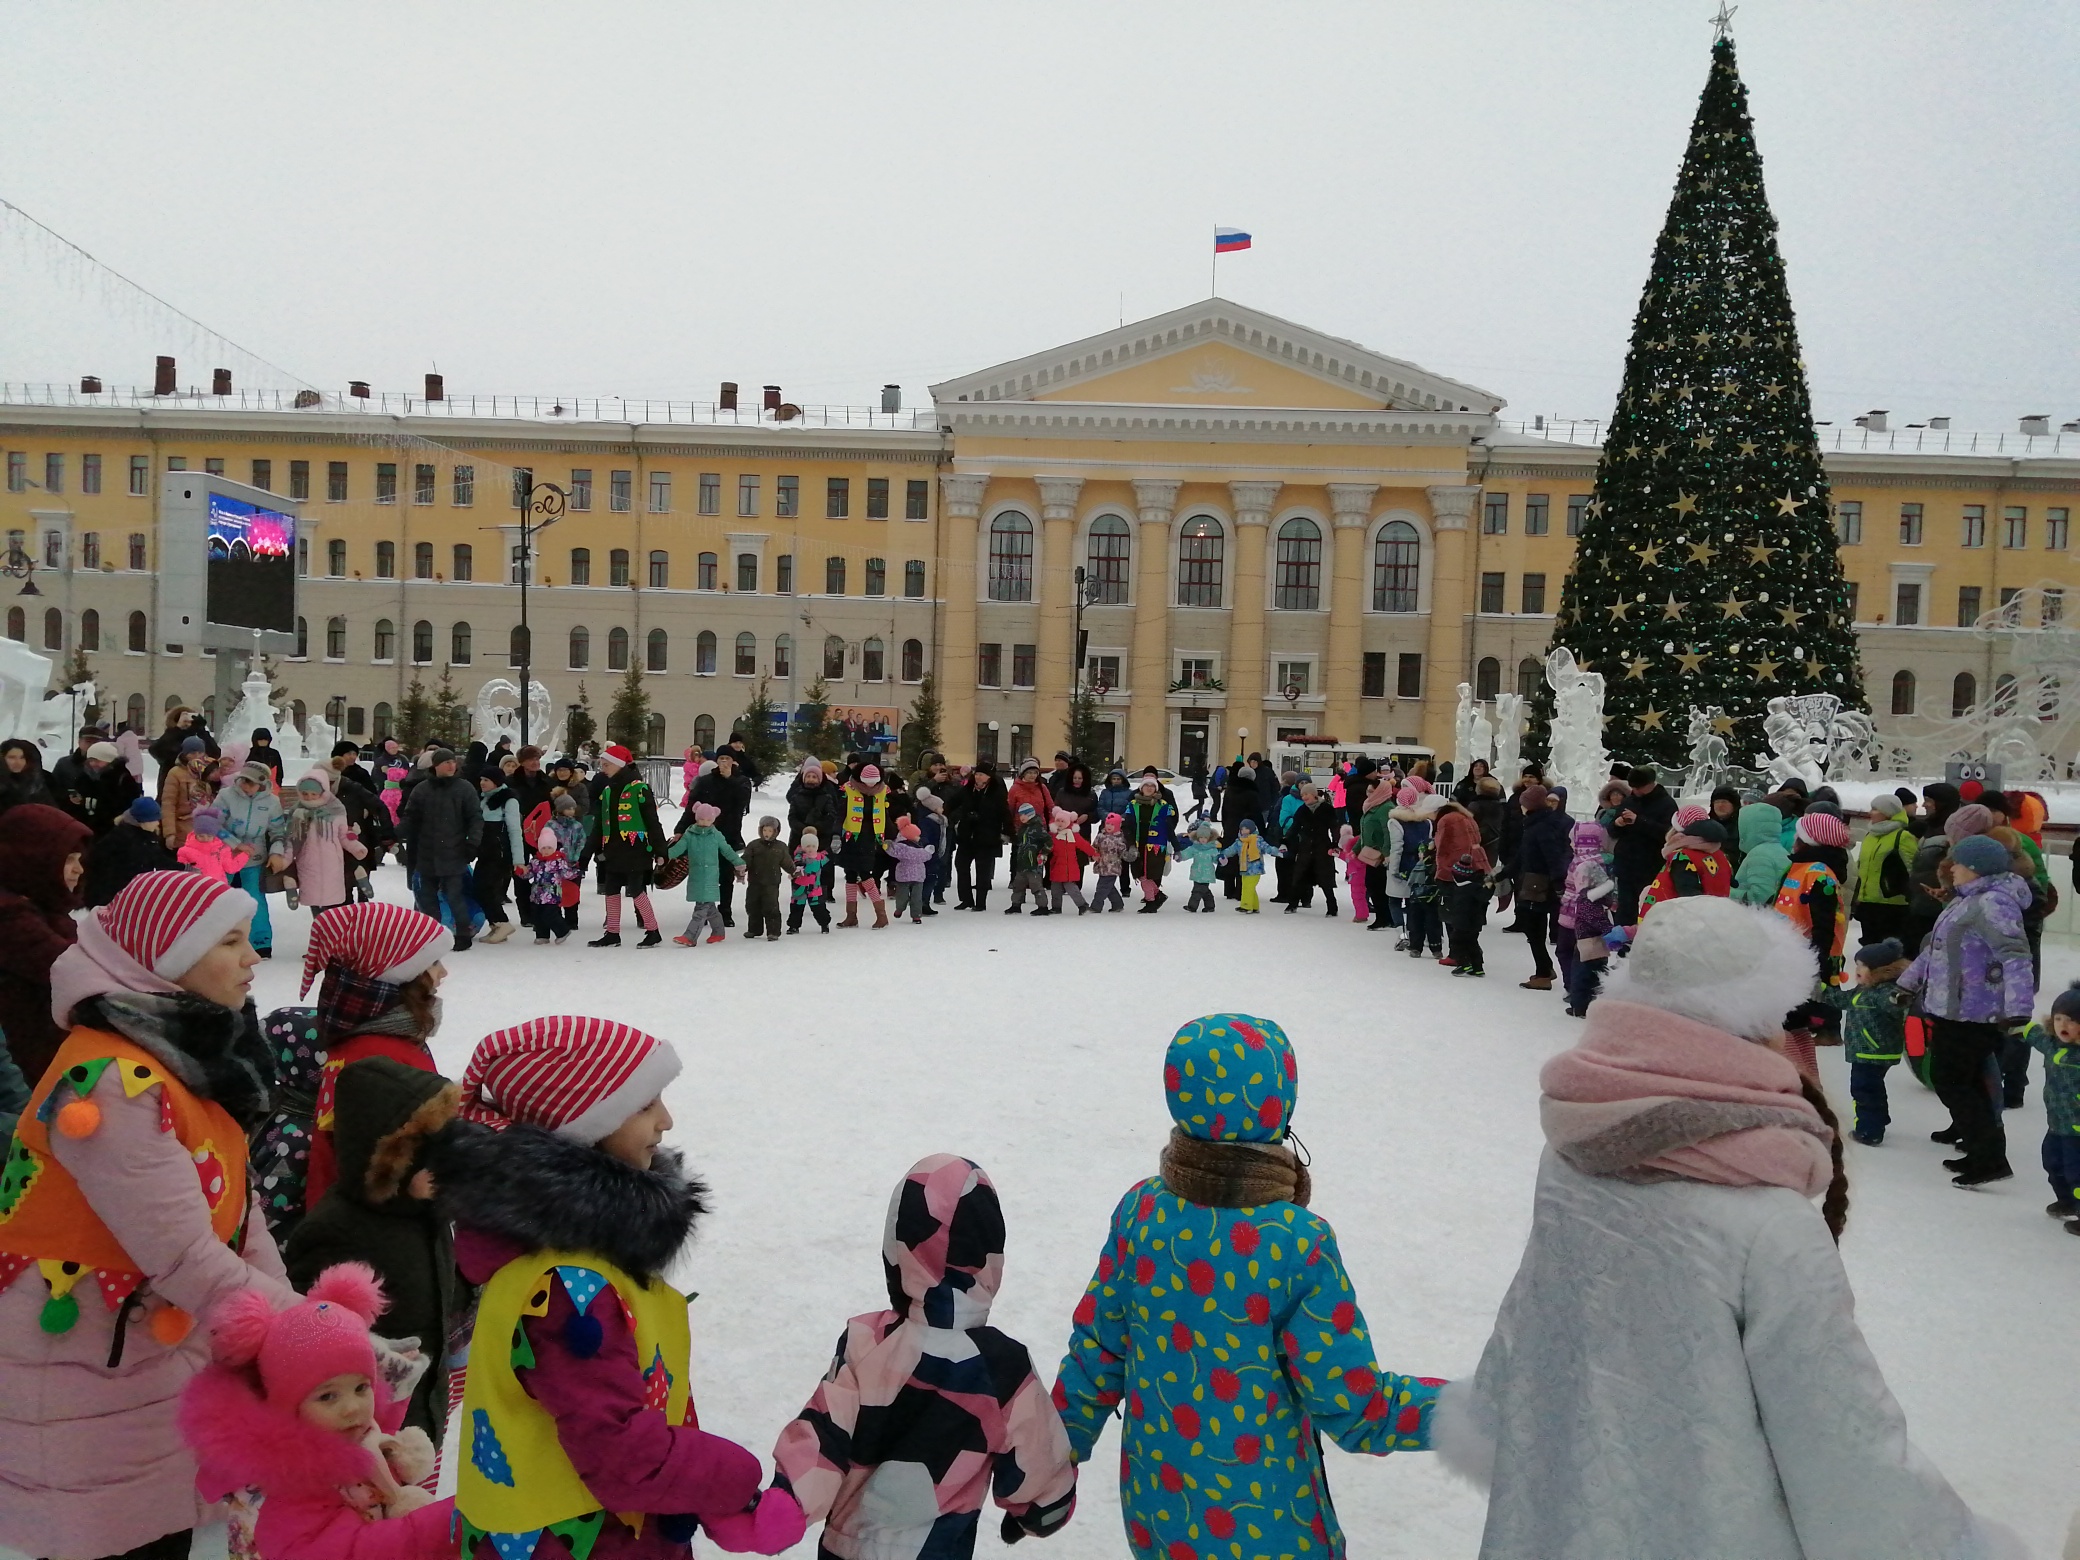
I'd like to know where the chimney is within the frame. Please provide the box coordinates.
[349,381,370,400]
[1928,416,1950,430]
[719,381,738,411]
[880,384,901,414]
[79,375,102,395]
[153,356,176,396]
[762,384,782,412]
[424,373,444,402]
[1854,409,1888,432]
[2020,414,2050,436]
[212,369,232,396]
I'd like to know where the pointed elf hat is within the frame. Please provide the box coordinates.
[457,1015,680,1144]
[300,901,453,998]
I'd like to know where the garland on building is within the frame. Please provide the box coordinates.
[1535,31,1863,768]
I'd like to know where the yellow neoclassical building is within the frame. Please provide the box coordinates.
[3,297,2076,768]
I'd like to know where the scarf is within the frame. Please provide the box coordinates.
[317,964,437,1047]
[1539,1000,1832,1197]
[75,990,273,1128]
[287,789,348,848]
[1159,1126,1311,1209]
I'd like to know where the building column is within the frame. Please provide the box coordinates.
[939,473,989,761]
[1423,484,1480,755]
[1128,478,1180,766]
[1325,483,1378,743]
[1226,481,1279,760]
[1033,475,1085,759]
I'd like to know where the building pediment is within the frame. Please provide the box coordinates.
[929,297,1504,416]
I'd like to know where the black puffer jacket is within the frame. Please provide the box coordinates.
[949,772,1010,850]
[689,764,754,847]
[1283,796,1340,864]
[401,773,482,877]
[785,772,844,851]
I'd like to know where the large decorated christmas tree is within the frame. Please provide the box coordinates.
[1536,25,1863,769]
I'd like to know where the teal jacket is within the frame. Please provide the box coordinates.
[1817,974,1910,1063]
[665,824,743,901]
[2026,1021,2080,1135]
[1731,802,1792,907]
[1178,839,1222,884]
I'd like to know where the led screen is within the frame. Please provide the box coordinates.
[205,494,297,634]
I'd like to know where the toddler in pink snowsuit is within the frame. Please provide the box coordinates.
[1336,823,1367,922]
[178,805,252,885]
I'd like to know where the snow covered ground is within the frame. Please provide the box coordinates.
[38,776,2080,1559]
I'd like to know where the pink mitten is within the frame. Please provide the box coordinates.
[703,1490,807,1556]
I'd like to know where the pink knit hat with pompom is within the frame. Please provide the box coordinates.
[206,1264,385,1409]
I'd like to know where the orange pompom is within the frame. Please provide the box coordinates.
[148,1306,193,1346]
[54,1100,101,1139]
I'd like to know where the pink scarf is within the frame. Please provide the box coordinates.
[1540,1000,1832,1197]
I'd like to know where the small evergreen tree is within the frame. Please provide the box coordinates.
[1065,682,1104,768]
[397,675,434,751]
[793,674,841,762]
[431,668,469,747]
[735,677,788,776]
[565,680,597,753]
[902,673,942,773]
[607,663,651,753]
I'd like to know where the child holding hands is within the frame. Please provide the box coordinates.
[667,801,744,947]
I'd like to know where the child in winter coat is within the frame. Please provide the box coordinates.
[284,769,368,916]
[667,801,744,947]
[1177,820,1223,912]
[525,825,582,943]
[1091,812,1131,912]
[2031,982,2080,1225]
[1215,817,1282,913]
[773,1155,1077,1558]
[1558,821,1617,1017]
[1813,939,1912,1145]
[913,789,950,911]
[1335,823,1367,922]
[1057,1015,1442,1560]
[790,830,833,934]
[1043,806,1097,914]
[740,815,795,941]
[1006,803,1049,913]
[179,1264,452,1560]
[1636,816,1732,920]
[887,818,937,924]
[1731,800,1793,907]
[1435,800,1492,976]
[83,795,179,906]
[1774,812,1851,1001]
[178,805,251,884]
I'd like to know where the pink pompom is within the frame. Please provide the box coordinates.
[207,1290,274,1366]
[308,1262,387,1325]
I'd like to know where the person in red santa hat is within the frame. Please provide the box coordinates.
[587,745,666,948]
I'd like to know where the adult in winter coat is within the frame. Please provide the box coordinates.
[0,871,292,1560]
[1057,1014,1442,1560]
[286,767,369,917]
[471,772,526,942]
[1454,760,1507,863]
[159,738,219,851]
[587,744,666,947]
[1904,783,1966,956]
[435,1017,779,1560]
[837,762,905,927]
[1510,785,1574,989]
[1123,775,1177,910]
[217,761,289,958]
[950,763,1009,909]
[688,749,754,923]
[299,901,453,1212]
[1636,816,1734,923]
[57,741,144,838]
[1281,783,1341,914]
[0,802,93,1089]
[1094,767,1135,830]
[1437,896,2017,1560]
[1731,799,1793,909]
[1052,760,1099,834]
[0,737,56,817]
[1357,773,1397,926]
[83,797,179,909]
[284,1056,462,1440]
[1250,751,1282,833]
[1606,764,1678,924]
[1005,758,1053,832]
[146,706,206,776]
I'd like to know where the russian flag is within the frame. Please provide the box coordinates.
[1214,227,1252,253]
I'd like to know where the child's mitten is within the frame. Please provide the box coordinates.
[701,1489,806,1555]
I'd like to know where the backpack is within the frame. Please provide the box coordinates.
[248,1005,325,1246]
[1875,829,1913,901]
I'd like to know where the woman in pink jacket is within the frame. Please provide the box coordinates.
[0,870,293,1560]
[284,768,368,916]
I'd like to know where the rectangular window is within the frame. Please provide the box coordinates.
[452,464,474,506]
[865,557,886,596]
[825,555,847,594]
[609,470,631,512]
[166,456,187,471]
[2044,589,2065,626]
[651,552,672,589]
[413,463,435,505]
[43,453,64,493]
[2049,508,2071,551]
[1362,651,1387,698]
[2000,585,2022,614]
[1521,572,1547,614]
[1895,582,1921,625]
[696,551,717,590]
[1834,500,1862,545]
[129,454,150,496]
[1087,654,1121,690]
[285,460,307,500]
[904,559,925,597]
[375,540,396,579]
[1523,494,1549,536]
[1011,643,1036,688]
[1958,586,1982,626]
[697,472,720,514]
[325,461,347,502]
[649,472,672,513]
[568,548,590,586]
[1565,494,1589,537]
[1845,581,1859,620]
[2003,506,2027,549]
[1480,572,1506,614]
[82,454,102,494]
[1961,504,1985,548]
[569,469,592,511]
[510,467,533,509]
[130,533,148,570]
[1899,502,1923,545]
[81,532,99,569]
[1179,657,1214,688]
[375,462,397,504]
[1397,653,1423,698]
[776,474,799,517]
[452,543,474,581]
[827,477,850,518]
[737,474,759,517]
[866,478,889,519]
[736,552,758,592]
[326,538,346,576]
[906,479,929,520]
[977,642,1002,687]
[1275,660,1311,696]
[204,457,224,476]
[5,452,23,492]
[776,554,793,594]
[415,541,434,579]
[1482,493,1508,534]
[609,550,629,588]
[243,458,268,492]
[327,619,346,659]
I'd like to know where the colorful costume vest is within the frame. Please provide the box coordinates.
[0,1028,247,1333]
[1775,861,1848,976]
[457,1248,694,1560]
[841,787,888,841]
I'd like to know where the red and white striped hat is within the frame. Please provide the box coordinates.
[299,900,454,998]
[1795,811,1851,850]
[457,1015,681,1143]
[53,871,256,1023]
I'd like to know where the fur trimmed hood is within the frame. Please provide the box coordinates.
[331,1055,460,1206]
[179,1357,389,1502]
[432,1119,708,1280]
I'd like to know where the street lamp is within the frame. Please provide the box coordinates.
[509,476,567,749]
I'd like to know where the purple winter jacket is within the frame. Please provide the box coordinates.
[887,839,935,884]
[1897,871,2035,1024]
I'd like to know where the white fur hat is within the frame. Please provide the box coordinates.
[1602,896,1817,1041]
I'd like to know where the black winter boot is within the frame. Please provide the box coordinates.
[587,932,621,948]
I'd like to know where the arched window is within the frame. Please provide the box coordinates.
[607,627,629,670]
[373,702,394,741]
[1087,515,1130,603]
[327,616,347,659]
[646,713,666,754]
[374,619,395,660]
[375,540,395,579]
[826,555,847,595]
[294,616,309,659]
[1992,672,2018,714]
[568,547,590,586]
[901,638,924,682]
[80,608,99,652]
[5,607,22,641]
[509,624,529,668]
[43,607,62,650]
[415,541,434,579]
[451,621,472,665]
[734,632,756,676]
[736,553,758,593]
[165,693,184,712]
[411,620,432,664]
[693,713,716,749]
[988,512,1034,601]
[1177,516,1224,607]
[569,626,590,669]
[1890,668,1916,715]
[689,630,712,674]
[865,557,886,597]
[823,634,845,678]
[1518,657,1542,698]
[654,628,675,673]
[774,633,792,678]
[128,611,147,652]
[1273,518,1323,610]
[609,549,629,588]
[862,636,885,682]
[1951,671,1977,717]
[649,550,670,589]
[1373,521,1420,612]
[1476,656,1502,701]
[127,692,145,730]
[697,552,717,590]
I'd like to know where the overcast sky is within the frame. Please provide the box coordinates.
[3,1,2074,432]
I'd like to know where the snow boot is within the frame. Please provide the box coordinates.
[840,904,860,928]
[872,899,889,929]
[588,932,621,948]
[706,932,725,945]
[1952,1164,2013,1189]
[484,922,514,944]
[1521,976,1554,991]
[637,929,663,948]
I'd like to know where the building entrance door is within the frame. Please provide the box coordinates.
[1178,719,1209,776]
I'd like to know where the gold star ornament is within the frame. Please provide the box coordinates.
[1688,539,1717,565]
[1669,492,1700,516]
[1624,658,1651,680]
[1748,543,1777,564]
[1633,543,1663,567]
[1606,600,1632,622]
[1774,491,1808,517]
[1638,707,1665,730]
[1711,711,1737,735]
[1674,649,1707,673]
[1719,593,1748,619]
[1749,655,1782,681]
[1661,594,1686,621]
[1777,603,1803,626]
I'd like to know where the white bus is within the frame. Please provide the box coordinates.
[1266,741,1434,789]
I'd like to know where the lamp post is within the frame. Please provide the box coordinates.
[510,476,567,750]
